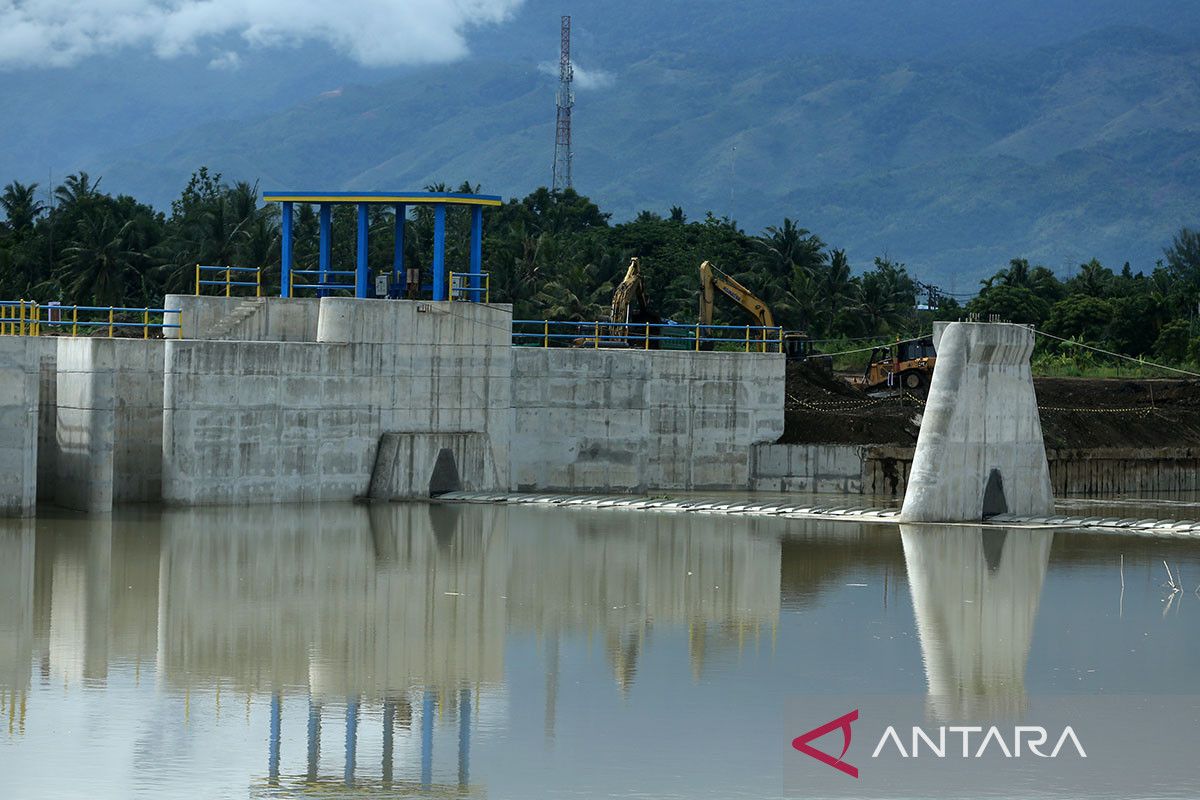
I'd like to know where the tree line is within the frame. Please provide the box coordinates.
[1,168,1198,364]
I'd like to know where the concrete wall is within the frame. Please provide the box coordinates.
[0,338,44,516]
[163,295,320,342]
[36,338,57,502]
[161,299,512,505]
[368,431,498,500]
[751,443,914,496]
[751,442,1200,500]
[900,322,1053,522]
[55,339,165,512]
[512,348,784,492]
[1047,448,1200,496]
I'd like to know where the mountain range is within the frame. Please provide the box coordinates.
[2,0,1198,287]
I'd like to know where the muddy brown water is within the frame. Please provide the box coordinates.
[0,502,1197,799]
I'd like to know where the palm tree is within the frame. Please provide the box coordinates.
[54,172,102,209]
[1073,259,1113,297]
[0,181,45,232]
[813,249,858,335]
[533,261,610,321]
[158,177,263,293]
[58,208,140,306]
[755,218,825,280]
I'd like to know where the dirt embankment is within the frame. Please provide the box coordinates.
[781,363,1200,450]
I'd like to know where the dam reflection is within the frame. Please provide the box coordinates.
[0,503,782,792]
[900,524,1053,721]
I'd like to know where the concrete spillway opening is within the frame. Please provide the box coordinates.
[982,469,1008,519]
[429,448,462,497]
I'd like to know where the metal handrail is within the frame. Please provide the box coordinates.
[512,319,784,352]
[0,300,182,338]
[195,264,263,297]
[449,271,491,303]
[288,267,358,296]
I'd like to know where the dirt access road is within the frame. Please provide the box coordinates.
[782,363,1200,449]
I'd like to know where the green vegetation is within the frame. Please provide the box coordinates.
[2,168,1198,376]
[966,244,1200,374]
[84,25,1200,287]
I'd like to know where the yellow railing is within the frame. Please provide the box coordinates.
[0,301,182,339]
[513,319,784,352]
[449,272,490,303]
[195,264,262,297]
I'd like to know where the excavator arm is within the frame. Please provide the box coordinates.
[698,260,775,329]
[611,257,648,326]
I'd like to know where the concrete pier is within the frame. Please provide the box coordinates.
[900,322,1053,523]
[55,339,165,512]
[161,298,513,505]
[0,338,48,516]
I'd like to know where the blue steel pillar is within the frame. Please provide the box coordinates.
[269,692,282,785]
[458,688,471,788]
[393,204,406,297]
[344,698,359,786]
[307,700,322,783]
[318,203,332,298]
[382,699,395,787]
[280,202,293,298]
[432,204,447,301]
[356,203,369,298]
[469,205,483,301]
[421,690,435,788]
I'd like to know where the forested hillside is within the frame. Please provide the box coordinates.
[3,170,1200,369]
[0,1,1196,285]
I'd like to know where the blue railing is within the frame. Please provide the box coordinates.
[513,319,783,352]
[289,268,357,294]
[0,301,182,338]
[450,271,490,303]
[195,265,262,297]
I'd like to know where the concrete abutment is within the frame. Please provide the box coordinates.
[900,322,1053,523]
[8,305,1162,515]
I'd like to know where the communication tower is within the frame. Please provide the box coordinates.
[551,15,574,191]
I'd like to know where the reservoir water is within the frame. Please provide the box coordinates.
[0,501,1197,798]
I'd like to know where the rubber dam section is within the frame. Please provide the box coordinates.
[0,295,784,515]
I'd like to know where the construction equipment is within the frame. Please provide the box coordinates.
[698,260,827,365]
[610,257,651,331]
[853,336,937,396]
[699,259,774,331]
[570,257,664,348]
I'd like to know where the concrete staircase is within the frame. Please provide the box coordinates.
[204,299,266,340]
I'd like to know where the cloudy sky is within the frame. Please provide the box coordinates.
[0,0,527,69]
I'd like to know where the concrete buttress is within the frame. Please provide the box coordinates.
[899,322,1053,522]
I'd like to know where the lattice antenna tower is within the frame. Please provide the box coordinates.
[551,15,574,191]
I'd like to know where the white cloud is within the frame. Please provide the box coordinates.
[538,60,615,90]
[207,50,240,71]
[0,0,525,70]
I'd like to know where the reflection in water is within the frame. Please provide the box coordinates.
[1,504,781,794]
[900,524,1052,721]
[3,505,1199,798]
[0,522,34,735]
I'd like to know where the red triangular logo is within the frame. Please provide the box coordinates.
[792,709,859,778]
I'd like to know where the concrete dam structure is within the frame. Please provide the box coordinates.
[900,322,1054,523]
[0,295,785,516]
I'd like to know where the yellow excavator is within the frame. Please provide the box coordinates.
[572,257,665,348]
[698,260,826,364]
[610,257,651,335]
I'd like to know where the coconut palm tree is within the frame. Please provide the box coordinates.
[58,208,141,306]
[0,181,45,233]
